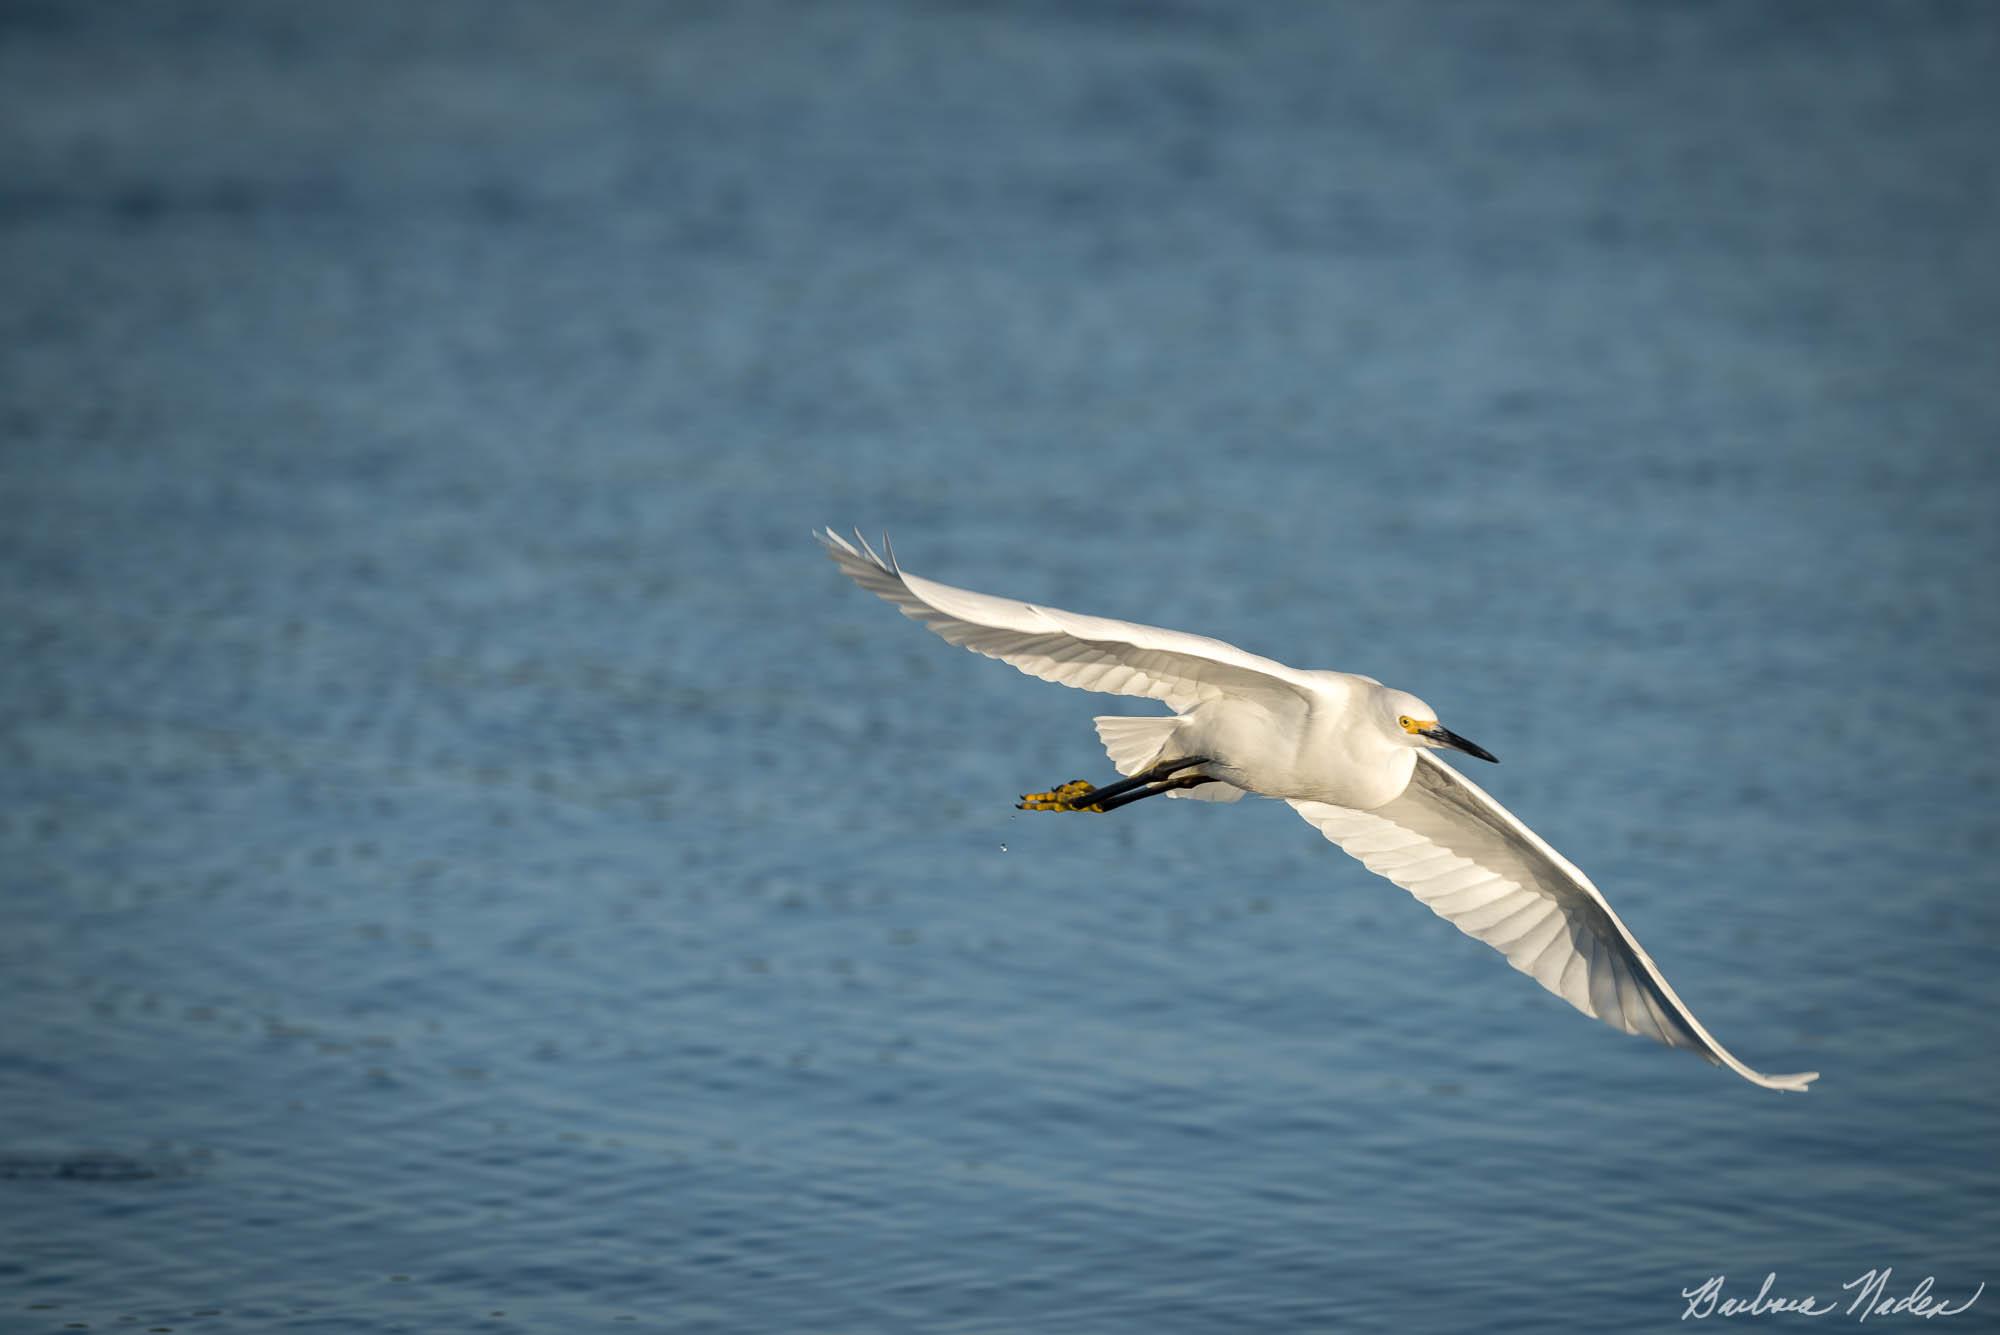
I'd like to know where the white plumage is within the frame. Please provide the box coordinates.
[818,528,1817,1092]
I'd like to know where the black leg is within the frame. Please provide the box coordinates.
[1092,771,1220,812]
[1017,756,1214,813]
[1060,756,1209,808]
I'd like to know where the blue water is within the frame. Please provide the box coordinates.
[3,2,1997,1331]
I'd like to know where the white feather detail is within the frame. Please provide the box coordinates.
[1288,753,1818,1092]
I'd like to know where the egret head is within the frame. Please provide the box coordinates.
[1382,689,1498,764]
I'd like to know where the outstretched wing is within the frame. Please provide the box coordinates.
[1289,752,1818,1091]
[818,528,1315,713]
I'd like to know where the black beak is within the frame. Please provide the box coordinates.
[1421,725,1498,764]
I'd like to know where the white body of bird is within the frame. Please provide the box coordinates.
[1172,671,1423,810]
[817,528,1818,1093]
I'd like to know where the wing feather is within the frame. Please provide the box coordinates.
[1289,752,1818,1091]
[818,529,1315,713]
[1414,864,1502,901]
[1428,876,1515,914]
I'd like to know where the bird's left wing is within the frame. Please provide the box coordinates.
[1289,752,1818,1091]
[818,529,1318,713]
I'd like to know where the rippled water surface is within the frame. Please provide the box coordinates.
[4,3,1997,1331]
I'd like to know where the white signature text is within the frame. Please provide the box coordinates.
[1682,1270,1984,1322]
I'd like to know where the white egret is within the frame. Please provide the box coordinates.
[817,529,1818,1092]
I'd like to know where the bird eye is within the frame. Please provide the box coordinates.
[1397,715,1412,730]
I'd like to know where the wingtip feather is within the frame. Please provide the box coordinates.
[815,525,896,574]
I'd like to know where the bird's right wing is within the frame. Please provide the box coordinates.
[818,529,1317,714]
[1289,752,1818,1092]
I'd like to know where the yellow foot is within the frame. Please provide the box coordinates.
[1016,779,1102,813]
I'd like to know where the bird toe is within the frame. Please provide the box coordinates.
[1017,779,1100,812]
